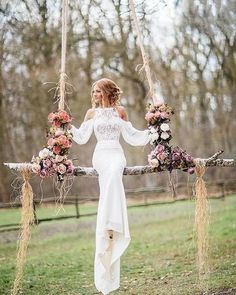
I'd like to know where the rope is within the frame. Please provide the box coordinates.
[58,0,69,111]
[11,170,34,295]
[194,159,209,291]
[129,0,160,105]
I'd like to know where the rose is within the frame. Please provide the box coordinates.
[64,159,72,166]
[52,120,61,128]
[39,148,51,159]
[66,165,74,176]
[63,140,72,148]
[56,135,68,146]
[185,154,194,163]
[55,155,65,163]
[149,158,159,167]
[160,112,170,119]
[57,164,67,174]
[160,123,170,132]
[58,110,72,123]
[160,132,170,140]
[154,111,161,118]
[53,145,62,154]
[172,152,181,161]
[48,112,56,123]
[157,152,168,161]
[32,163,41,173]
[155,144,165,153]
[187,167,195,174]
[39,169,48,178]
[145,112,156,122]
[47,138,56,147]
[42,158,52,168]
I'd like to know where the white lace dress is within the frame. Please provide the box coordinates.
[71,107,149,294]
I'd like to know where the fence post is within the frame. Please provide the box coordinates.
[33,200,39,225]
[75,198,80,218]
[220,182,225,200]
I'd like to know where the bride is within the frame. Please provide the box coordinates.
[71,78,149,294]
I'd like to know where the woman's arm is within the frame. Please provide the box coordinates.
[70,109,95,145]
[118,106,150,146]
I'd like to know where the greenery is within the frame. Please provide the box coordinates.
[0,196,235,294]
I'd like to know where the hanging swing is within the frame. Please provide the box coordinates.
[3,0,235,295]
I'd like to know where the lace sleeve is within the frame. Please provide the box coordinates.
[121,119,149,146]
[71,119,94,145]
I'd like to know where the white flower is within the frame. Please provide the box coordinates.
[149,158,159,167]
[160,132,170,140]
[150,132,159,141]
[149,127,156,134]
[160,123,170,132]
[31,163,41,173]
[39,148,51,159]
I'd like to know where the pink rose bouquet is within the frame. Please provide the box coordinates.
[32,110,75,181]
[146,103,195,174]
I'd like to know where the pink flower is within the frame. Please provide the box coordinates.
[64,159,72,166]
[160,112,170,119]
[188,167,195,174]
[40,169,48,178]
[154,111,161,118]
[58,110,72,123]
[145,112,156,122]
[55,155,64,163]
[157,152,168,161]
[53,145,61,154]
[66,165,74,176]
[56,135,67,146]
[52,120,61,128]
[42,158,52,168]
[172,153,181,161]
[48,112,56,123]
[185,154,194,163]
[57,164,67,174]
[47,138,56,147]
[155,144,165,153]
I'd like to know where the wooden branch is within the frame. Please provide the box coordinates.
[4,156,235,177]
[74,158,234,177]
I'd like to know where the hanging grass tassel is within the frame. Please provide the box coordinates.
[194,159,210,292]
[11,169,34,295]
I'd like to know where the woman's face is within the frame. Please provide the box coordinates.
[92,84,103,105]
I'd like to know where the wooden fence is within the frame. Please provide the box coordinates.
[0,180,235,232]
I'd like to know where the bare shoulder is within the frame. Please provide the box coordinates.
[116,106,128,121]
[84,108,95,121]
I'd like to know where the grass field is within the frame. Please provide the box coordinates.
[0,195,236,295]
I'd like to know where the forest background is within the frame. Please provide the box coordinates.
[0,0,235,203]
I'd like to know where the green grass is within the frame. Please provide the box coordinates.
[0,196,236,294]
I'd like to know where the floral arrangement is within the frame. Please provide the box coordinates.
[146,103,195,174]
[31,110,74,181]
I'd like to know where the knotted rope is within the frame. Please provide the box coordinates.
[11,170,34,295]
[129,0,160,105]
[58,0,68,111]
[11,1,69,293]
[194,159,209,291]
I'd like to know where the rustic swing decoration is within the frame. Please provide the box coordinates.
[3,1,234,295]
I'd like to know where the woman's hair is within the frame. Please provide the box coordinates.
[91,78,122,108]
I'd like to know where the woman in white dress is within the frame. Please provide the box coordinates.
[71,78,149,294]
